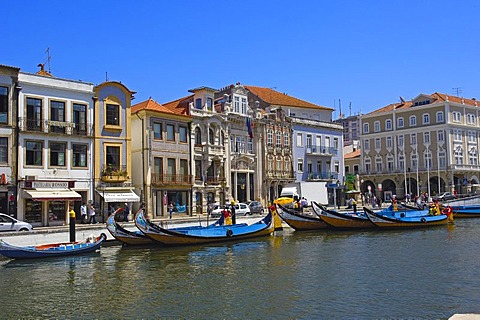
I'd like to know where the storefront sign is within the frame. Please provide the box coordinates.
[32,181,69,189]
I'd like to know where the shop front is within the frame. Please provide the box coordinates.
[22,181,82,227]
[96,189,140,221]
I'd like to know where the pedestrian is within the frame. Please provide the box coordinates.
[80,202,87,224]
[230,200,236,224]
[168,202,174,219]
[124,203,130,222]
[352,198,357,213]
[89,203,97,224]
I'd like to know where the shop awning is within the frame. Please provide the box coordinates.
[96,190,140,203]
[24,189,82,201]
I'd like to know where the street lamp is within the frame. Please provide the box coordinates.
[427,148,431,201]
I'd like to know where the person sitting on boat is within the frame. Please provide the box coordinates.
[434,199,441,215]
[428,203,436,215]
[223,207,232,225]
[392,198,398,211]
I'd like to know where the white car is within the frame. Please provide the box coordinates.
[0,213,33,232]
[211,203,251,217]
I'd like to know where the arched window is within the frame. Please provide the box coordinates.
[194,127,202,146]
[209,128,214,145]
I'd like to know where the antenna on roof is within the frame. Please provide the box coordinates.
[105,72,108,82]
[44,47,51,73]
[349,102,352,116]
[452,87,462,97]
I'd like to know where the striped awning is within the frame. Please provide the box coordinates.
[24,189,82,201]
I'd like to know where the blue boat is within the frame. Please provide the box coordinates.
[363,207,448,228]
[444,195,480,218]
[106,209,154,246]
[135,209,273,245]
[0,233,106,259]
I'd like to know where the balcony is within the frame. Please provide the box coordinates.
[151,173,192,186]
[101,165,128,183]
[305,146,338,156]
[18,118,93,136]
[307,171,339,181]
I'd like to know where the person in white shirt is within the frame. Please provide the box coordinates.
[80,202,87,224]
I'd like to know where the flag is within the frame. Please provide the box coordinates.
[246,117,254,139]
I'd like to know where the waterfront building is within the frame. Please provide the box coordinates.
[93,81,139,221]
[359,93,480,201]
[334,114,361,149]
[17,65,94,226]
[0,65,20,217]
[131,97,192,217]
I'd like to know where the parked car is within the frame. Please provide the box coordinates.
[0,213,33,232]
[248,201,264,214]
[432,192,456,202]
[210,203,251,217]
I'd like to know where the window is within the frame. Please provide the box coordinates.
[296,133,303,147]
[155,157,163,175]
[398,135,404,147]
[194,127,201,145]
[106,104,120,126]
[0,137,7,163]
[410,133,417,145]
[26,141,42,166]
[297,159,303,172]
[73,103,87,135]
[437,130,444,142]
[399,154,405,170]
[385,119,392,131]
[276,131,282,147]
[284,132,289,147]
[267,129,273,146]
[72,144,87,167]
[375,138,381,149]
[364,158,371,173]
[0,86,8,123]
[397,117,404,128]
[374,121,380,132]
[195,98,202,109]
[409,115,416,126]
[306,134,312,148]
[364,139,370,150]
[424,132,430,144]
[436,111,444,123]
[208,128,214,144]
[179,126,187,143]
[353,164,359,174]
[468,131,476,143]
[106,146,120,169]
[375,157,382,172]
[454,129,462,142]
[167,158,175,174]
[206,98,213,111]
[50,100,65,133]
[363,123,369,134]
[26,97,42,131]
[386,136,392,148]
[247,137,253,152]
[333,138,339,150]
[452,111,461,122]
[411,153,418,169]
[153,122,163,139]
[424,151,432,169]
[469,148,478,165]
[454,147,463,165]
[234,96,240,113]
[49,142,66,166]
[423,113,430,124]
[241,97,247,114]
[467,114,476,125]
[180,159,188,175]
[439,151,446,168]
[387,156,394,171]
[167,124,175,141]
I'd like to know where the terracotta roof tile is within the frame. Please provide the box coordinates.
[132,96,192,118]
[344,149,361,159]
[245,85,332,111]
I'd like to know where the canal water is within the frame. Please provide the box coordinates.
[1,218,480,319]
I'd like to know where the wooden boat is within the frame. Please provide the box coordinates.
[106,209,154,246]
[311,201,374,229]
[275,204,328,230]
[135,209,274,245]
[444,195,480,218]
[363,207,448,228]
[0,233,106,259]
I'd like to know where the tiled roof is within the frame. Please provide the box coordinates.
[245,85,332,111]
[162,95,193,115]
[344,149,361,159]
[132,97,191,117]
[367,92,479,115]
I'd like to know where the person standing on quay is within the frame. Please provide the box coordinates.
[80,202,87,223]
[89,203,97,224]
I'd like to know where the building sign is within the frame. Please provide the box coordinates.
[32,181,69,189]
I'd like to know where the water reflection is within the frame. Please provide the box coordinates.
[1,220,480,318]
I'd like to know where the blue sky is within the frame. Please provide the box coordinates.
[3,1,480,116]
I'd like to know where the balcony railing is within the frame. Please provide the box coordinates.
[152,174,192,186]
[101,164,128,182]
[18,118,93,136]
[305,146,338,155]
[307,172,339,180]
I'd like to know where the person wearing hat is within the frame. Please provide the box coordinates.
[230,200,236,225]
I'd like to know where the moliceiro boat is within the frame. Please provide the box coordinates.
[311,201,374,229]
[363,207,448,228]
[0,234,106,259]
[135,209,274,245]
[444,195,480,218]
[106,209,153,246]
[275,204,328,230]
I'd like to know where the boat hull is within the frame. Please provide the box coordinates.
[276,204,328,230]
[363,207,448,228]
[312,202,374,229]
[450,205,480,218]
[0,234,106,259]
[106,211,153,245]
[135,210,274,245]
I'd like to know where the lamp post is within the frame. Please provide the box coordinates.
[416,151,420,196]
[437,147,441,194]
[427,148,431,201]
